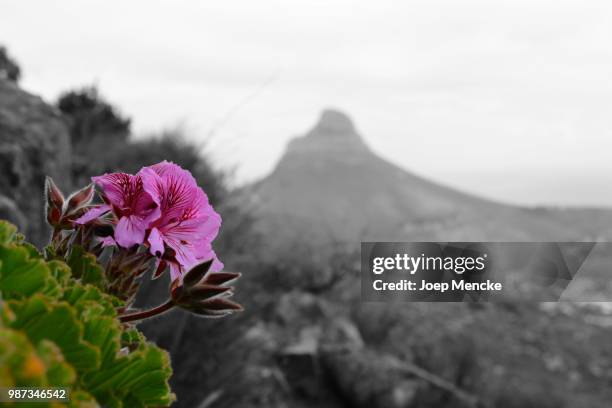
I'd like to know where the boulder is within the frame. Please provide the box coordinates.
[0,80,71,246]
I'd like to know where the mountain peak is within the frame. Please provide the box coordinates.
[310,109,356,136]
[279,109,370,169]
[294,109,366,150]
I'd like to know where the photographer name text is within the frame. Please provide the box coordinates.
[370,253,502,293]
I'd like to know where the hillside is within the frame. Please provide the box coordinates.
[244,109,612,252]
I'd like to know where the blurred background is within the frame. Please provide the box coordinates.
[2,1,612,407]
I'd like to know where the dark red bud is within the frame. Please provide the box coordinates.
[182,259,214,287]
[198,297,243,312]
[204,272,241,286]
[188,284,232,301]
[45,177,65,209]
[189,308,232,318]
[62,205,90,222]
[66,183,94,212]
[170,263,243,318]
[46,206,62,226]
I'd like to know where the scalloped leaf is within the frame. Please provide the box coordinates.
[8,295,100,373]
[63,284,119,316]
[66,245,107,290]
[37,339,77,386]
[0,244,59,299]
[0,327,46,387]
[0,327,76,390]
[0,220,17,245]
[83,343,175,407]
[48,260,72,287]
[63,274,174,406]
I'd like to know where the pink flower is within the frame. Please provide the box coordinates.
[76,172,160,248]
[141,161,223,281]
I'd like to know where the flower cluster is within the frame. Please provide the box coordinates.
[45,161,241,323]
[76,161,223,282]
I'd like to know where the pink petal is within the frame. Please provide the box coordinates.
[92,173,135,209]
[193,243,224,273]
[140,201,161,226]
[189,237,221,267]
[138,167,163,207]
[210,257,224,273]
[148,227,164,257]
[157,219,214,270]
[150,161,198,188]
[100,235,117,247]
[199,212,222,241]
[151,162,201,223]
[160,213,220,244]
[168,261,182,282]
[194,251,224,273]
[114,215,146,248]
[164,237,199,271]
[75,204,111,225]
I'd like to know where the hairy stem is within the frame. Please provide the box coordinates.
[118,299,175,323]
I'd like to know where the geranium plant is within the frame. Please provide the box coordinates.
[0,161,241,407]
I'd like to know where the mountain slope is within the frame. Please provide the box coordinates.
[243,109,612,251]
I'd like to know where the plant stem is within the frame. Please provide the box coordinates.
[119,299,175,323]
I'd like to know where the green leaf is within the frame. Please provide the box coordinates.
[36,339,76,386]
[0,326,76,392]
[63,285,174,406]
[83,343,175,407]
[121,327,146,348]
[66,245,107,289]
[0,327,45,387]
[67,390,99,408]
[0,221,17,245]
[20,241,41,259]
[0,245,59,300]
[8,295,100,373]
[63,284,118,316]
[48,260,71,287]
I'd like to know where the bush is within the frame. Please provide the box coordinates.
[0,46,21,83]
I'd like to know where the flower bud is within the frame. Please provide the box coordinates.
[182,259,213,287]
[169,259,243,317]
[186,297,243,318]
[46,206,62,227]
[64,183,95,215]
[44,177,65,226]
[202,271,241,286]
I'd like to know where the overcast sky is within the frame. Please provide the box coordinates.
[2,0,612,206]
